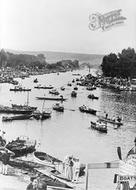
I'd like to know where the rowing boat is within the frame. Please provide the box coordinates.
[90,121,107,133]
[98,116,123,126]
[36,96,67,101]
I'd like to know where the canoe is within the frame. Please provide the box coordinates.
[91,121,107,133]
[36,97,67,101]
[34,151,62,165]
[98,116,123,126]
[34,85,53,89]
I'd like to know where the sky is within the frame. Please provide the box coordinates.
[1,0,136,54]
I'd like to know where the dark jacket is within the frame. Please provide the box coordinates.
[26,183,37,190]
[2,152,10,165]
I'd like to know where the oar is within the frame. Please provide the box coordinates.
[117,146,122,160]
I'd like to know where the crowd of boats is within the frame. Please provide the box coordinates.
[0,132,85,188]
[0,73,124,133]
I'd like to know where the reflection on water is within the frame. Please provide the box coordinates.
[0,69,136,190]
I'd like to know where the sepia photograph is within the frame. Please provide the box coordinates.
[0,0,136,189]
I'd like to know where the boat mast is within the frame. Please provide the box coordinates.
[42,100,45,112]
[26,91,29,106]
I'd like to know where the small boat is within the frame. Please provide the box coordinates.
[79,105,97,115]
[41,111,51,120]
[6,136,36,157]
[60,86,65,91]
[34,151,62,165]
[98,116,123,126]
[12,104,37,112]
[73,86,78,90]
[72,79,75,83]
[86,86,96,91]
[0,105,33,114]
[49,89,60,95]
[53,103,64,112]
[34,151,85,178]
[90,121,107,133]
[71,91,77,97]
[36,96,67,101]
[34,78,38,83]
[33,110,51,120]
[10,86,31,92]
[67,83,72,86]
[72,73,81,76]
[2,114,33,122]
[88,94,99,100]
[34,85,53,89]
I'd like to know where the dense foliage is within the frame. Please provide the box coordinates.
[0,49,79,71]
[0,49,46,69]
[101,48,136,78]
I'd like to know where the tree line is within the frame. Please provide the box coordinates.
[101,47,136,78]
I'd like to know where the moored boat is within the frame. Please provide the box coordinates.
[36,96,67,101]
[71,91,77,97]
[2,114,33,122]
[73,86,78,90]
[88,94,99,100]
[0,105,33,114]
[67,83,72,86]
[60,86,65,91]
[53,103,64,112]
[34,151,62,165]
[34,151,85,178]
[79,105,97,115]
[90,120,107,133]
[12,104,37,111]
[98,116,123,126]
[10,85,31,92]
[6,136,36,157]
[34,85,53,89]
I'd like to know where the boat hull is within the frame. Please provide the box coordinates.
[79,107,96,115]
[99,116,123,126]
[91,121,107,133]
[36,97,67,101]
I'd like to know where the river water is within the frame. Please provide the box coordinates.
[0,69,136,190]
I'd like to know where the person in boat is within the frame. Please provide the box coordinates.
[105,113,108,119]
[0,131,6,147]
[26,176,38,190]
[72,158,80,183]
[117,116,122,123]
[67,156,74,181]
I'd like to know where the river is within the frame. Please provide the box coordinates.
[0,69,135,190]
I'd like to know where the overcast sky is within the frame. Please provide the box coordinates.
[1,0,136,54]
